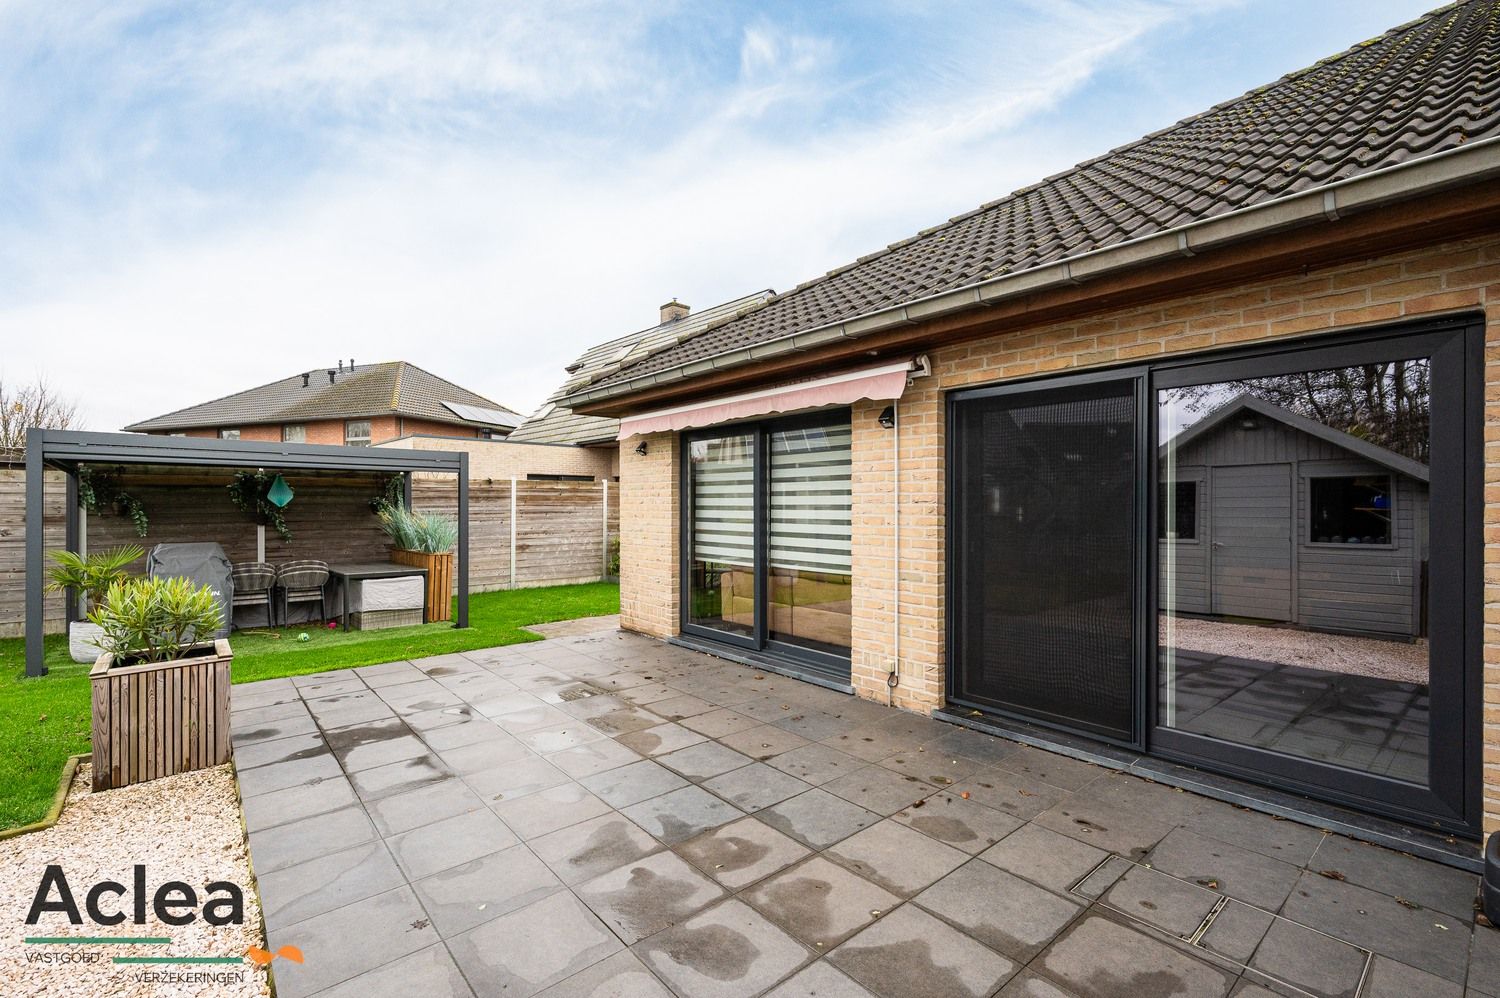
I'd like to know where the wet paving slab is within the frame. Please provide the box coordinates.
[232,626,1495,997]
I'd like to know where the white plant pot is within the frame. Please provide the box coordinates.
[69,621,106,664]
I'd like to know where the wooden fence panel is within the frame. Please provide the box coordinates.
[514,481,607,587]
[0,469,65,637]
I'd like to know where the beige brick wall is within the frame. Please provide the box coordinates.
[377,435,618,482]
[617,432,678,637]
[611,232,1500,829]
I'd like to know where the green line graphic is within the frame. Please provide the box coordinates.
[25,936,171,944]
[113,956,244,965]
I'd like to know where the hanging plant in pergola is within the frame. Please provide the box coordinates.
[77,464,149,537]
[227,470,295,540]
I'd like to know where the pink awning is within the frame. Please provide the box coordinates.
[616,360,913,440]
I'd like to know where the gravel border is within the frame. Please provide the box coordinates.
[1162,615,1429,684]
[0,763,270,998]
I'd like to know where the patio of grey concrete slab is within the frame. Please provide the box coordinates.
[229,628,1497,998]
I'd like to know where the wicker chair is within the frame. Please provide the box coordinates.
[231,562,278,628]
[276,560,330,626]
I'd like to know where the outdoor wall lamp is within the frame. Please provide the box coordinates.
[634,441,648,456]
[878,406,896,429]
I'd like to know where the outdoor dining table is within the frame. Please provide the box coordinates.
[326,561,430,632]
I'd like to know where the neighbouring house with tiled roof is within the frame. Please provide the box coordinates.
[124,360,523,446]
[566,0,1500,867]
[509,291,775,448]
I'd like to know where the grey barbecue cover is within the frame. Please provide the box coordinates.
[145,542,233,640]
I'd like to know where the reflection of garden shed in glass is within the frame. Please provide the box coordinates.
[1159,394,1428,639]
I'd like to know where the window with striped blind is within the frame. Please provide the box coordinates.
[689,434,755,567]
[687,431,756,637]
[683,413,853,662]
[769,421,852,653]
[769,424,852,575]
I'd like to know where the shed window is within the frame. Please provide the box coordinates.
[1158,481,1197,540]
[282,424,306,443]
[218,428,240,440]
[345,420,372,447]
[1310,475,1392,544]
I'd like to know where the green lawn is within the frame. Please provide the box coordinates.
[0,582,619,832]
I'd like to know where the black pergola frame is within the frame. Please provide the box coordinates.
[24,428,470,678]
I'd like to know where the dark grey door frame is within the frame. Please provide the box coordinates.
[944,313,1483,837]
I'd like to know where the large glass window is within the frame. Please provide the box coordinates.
[687,432,756,638]
[768,423,852,654]
[1158,356,1431,786]
[684,413,853,673]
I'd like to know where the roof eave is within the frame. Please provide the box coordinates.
[561,136,1500,411]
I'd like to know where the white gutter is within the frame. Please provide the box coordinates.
[562,136,1500,409]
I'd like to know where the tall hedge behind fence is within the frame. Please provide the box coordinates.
[0,468,622,637]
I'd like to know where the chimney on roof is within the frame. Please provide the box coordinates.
[338,359,344,373]
[660,299,689,324]
[328,369,336,384]
[349,358,355,371]
[302,372,310,387]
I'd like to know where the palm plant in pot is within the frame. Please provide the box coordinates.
[88,576,230,791]
[45,545,144,663]
[377,505,458,622]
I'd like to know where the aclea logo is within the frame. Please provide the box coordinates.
[25,865,245,927]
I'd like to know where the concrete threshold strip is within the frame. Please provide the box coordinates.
[1068,854,1374,998]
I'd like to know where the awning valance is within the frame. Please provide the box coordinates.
[616,360,914,439]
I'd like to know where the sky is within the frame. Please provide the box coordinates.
[0,0,1440,432]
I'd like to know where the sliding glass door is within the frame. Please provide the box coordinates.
[1153,324,1477,831]
[947,318,1480,834]
[949,375,1144,744]
[683,412,853,682]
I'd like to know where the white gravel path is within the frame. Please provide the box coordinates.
[0,763,269,998]
[1162,615,1429,685]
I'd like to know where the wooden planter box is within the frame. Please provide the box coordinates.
[390,549,454,622]
[90,639,232,792]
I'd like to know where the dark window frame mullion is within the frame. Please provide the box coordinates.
[754,425,769,649]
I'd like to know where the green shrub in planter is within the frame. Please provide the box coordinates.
[89,576,224,664]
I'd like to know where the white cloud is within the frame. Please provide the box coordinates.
[1,0,1239,431]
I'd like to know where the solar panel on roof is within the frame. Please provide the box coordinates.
[441,401,520,427]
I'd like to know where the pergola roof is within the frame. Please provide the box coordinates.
[33,429,465,473]
[23,429,471,677]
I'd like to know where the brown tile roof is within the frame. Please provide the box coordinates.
[586,0,1500,395]
[123,361,521,433]
[508,290,774,445]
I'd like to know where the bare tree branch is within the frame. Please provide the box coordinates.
[0,374,83,452]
